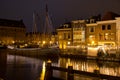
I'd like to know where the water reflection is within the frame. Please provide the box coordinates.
[40,61,46,80]
[0,50,120,80]
[0,50,7,80]
[58,58,120,77]
[6,55,43,80]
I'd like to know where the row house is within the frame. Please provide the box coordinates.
[57,20,86,49]
[57,22,72,49]
[86,12,120,48]
[57,12,120,50]
[72,20,86,48]
[0,19,26,45]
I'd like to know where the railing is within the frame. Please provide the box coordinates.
[44,60,120,80]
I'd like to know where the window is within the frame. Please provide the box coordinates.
[89,35,95,42]
[90,27,94,32]
[102,25,105,30]
[105,33,109,40]
[68,33,70,39]
[107,25,111,30]
[64,33,66,39]
[99,33,103,40]
[59,35,62,39]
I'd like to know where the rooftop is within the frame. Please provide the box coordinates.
[0,18,26,28]
[102,11,120,21]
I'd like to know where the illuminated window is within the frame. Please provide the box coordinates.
[59,35,62,39]
[89,35,95,41]
[105,33,109,40]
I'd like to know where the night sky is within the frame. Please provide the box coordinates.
[0,0,120,32]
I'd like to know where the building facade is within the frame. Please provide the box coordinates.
[57,20,86,49]
[72,20,86,47]
[57,12,120,51]
[86,18,120,47]
[0,19,26,45]
[57,23,72,49]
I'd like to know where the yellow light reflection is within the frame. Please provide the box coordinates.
[66,58,72,68]
[40,61,46,80]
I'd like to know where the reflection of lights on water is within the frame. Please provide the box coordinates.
[66,58,72,68]
[40,61,46,80]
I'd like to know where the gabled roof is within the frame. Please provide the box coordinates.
[58,22,72,29]
[102,11,120,21]
[0,18,26,28]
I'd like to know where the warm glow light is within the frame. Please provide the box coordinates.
[42,41,46,44]
[40,61,46,80]
[12,41,15,44]
[59,44,62,49]
[50,41,52,44]
[47,60,51,63]
[56,41,58,44]
[67,41,70,45]
[37,41,41,45]
[25,44,28,46]
[63,44,66,49]
[68,58,72,66]
[91,41,94,45]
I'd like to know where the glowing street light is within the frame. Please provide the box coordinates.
[43,41,45,44]
[68,41,70,45]
[50,41,52,44]
[12,41,15,44]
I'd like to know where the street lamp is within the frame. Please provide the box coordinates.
[68,41,70,45]
[43,41,46,44]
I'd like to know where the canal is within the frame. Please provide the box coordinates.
[0,49,120,80]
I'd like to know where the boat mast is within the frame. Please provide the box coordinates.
[44,0,53,44]
[32,11,38,43]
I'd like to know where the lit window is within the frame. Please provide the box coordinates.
[105,33,109,40]
[89,35,95,41]
[59,35,62,39]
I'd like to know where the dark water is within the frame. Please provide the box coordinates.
[0,50,120,80]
